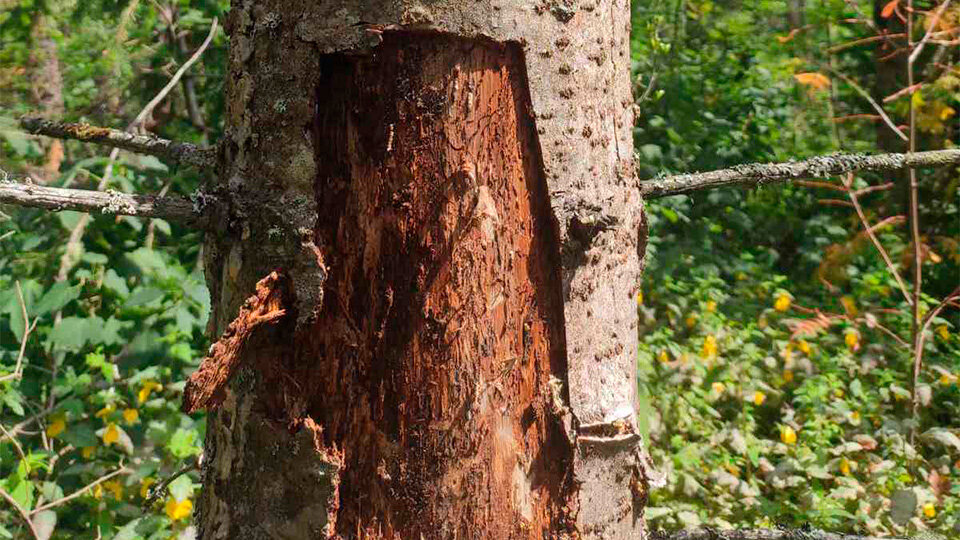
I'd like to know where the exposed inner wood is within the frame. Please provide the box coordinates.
[297,33,575,537]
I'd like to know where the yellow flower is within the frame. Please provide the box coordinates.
[774,293,791,312]
[783,370,794,383]
[850,411,861,423]
[165,498,193,521]
[845,330,860,351]
[95,404,115,419]
[636,291,643,306]
[92,484,103,499]
[46,414,66,438]
[840,296,857,316]
[658,350,669,363]
[138,381,163,404]
[701,335,718,359]
[104,480,123,500]
[140,478,155,499]
[780,426,797,445]
[753,391,767,406]
[834,388,844,398]
[940,373,956,386]
[686,314,698,328]
[726,464,741,477]
[81,446,96,459]
[937,325,950,341]
[840,458,851,476]
[736,272,747,281]
[797,340,811,355]
[923,502,936,518]
[123,408,139,425]
[706,300,717,313]
[102,423,119,445]
[712,382,725,394]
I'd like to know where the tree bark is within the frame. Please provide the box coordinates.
[197,1,649,538]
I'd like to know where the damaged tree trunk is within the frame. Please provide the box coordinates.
[194,1,651,538]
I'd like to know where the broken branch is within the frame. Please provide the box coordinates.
[639,149,960,199]
[0,180,205,227]
[19,117,217,169]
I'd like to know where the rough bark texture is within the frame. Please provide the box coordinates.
[198,0,649,538]
[28,12,65,183]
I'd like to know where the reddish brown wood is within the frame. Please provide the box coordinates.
[290,34,576,537]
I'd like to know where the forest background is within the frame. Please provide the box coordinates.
[0,0,957,538]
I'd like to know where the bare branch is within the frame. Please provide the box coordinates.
[0,486,40,540]
[0,180,206,228]
[18,117,216,169]
[29,466,131,515]
[639,149,960,199]
[649,529,904,540]
[0,282,38,383]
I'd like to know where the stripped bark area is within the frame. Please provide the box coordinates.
[297,33,575,537]
[182,270,291,414]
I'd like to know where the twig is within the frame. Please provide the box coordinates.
[0,282,38,383]
[0,180,203,227]
[908,0,952,64]
[29,466,131,515]
[638,149,960,199]
[143,456,200,508]
[826,68,908,141]
[841,173,912,306]
[0,422,27,465]
[132,17,217,131]
[907,0,923,442]
[18,118,216,169]
[0,486,40,540]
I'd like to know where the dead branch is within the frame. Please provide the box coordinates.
[0,180,205,227]
[649,528,905,540]
[19,117,217,169]
[639,149,960,199]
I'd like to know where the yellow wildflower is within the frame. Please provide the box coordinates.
[774,293,791,312]
[686,314,698,328]
[92,484,103,499]
[658,350,669,363]
[845,330,860,351]
[726,464,741,477]
[780,426,797,445]
[940,373,955,386]
[701,335,718,359]
[783,370,794,383]
[636,291,643,306]
[138,381,163,404]
[81,446,96,459]
[46,413,66,438]
[753,391,767,406]
[840,296,857,316]
[140,478,156,499]
[95,404,115,419]
[937,325,950,341]
[797,340,811,355]
[923,502,936,518]
[102,423,119,445]
[104,480,123,500]
[706,300,717,313]
[840,458,851,476]
[165,498,193,521]
[850,411,861,423]
[123,408,139,425]
[712,382,725,394]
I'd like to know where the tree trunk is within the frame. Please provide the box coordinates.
[196,1,651,538]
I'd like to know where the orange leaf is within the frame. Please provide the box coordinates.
[881,0,899,19]
[777,28,801,43]
[794,72,831,90]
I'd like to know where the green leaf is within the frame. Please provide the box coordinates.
[2,389,25,416]
[102,269,130,296]
[166,428,200,459]
[126,287,164,307]
[46,317,89,350]
[60,422,98,448]
[33,282,82,316]
[167,474,195,502]
[7,475,34,512]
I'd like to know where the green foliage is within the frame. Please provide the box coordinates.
[1,1,225,537]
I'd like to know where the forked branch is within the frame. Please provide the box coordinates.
[640,149,960,199]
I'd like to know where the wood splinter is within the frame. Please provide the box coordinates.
[182,270,290,414]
